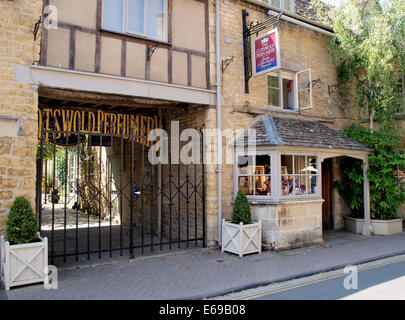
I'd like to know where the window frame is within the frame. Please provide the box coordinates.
[101,0,168,43]
[234,150,321,201]
[258,0,295,13]
[267,71,297,110]
[235,151,274,200]
[267,69,313,111]
[280,153,320,198]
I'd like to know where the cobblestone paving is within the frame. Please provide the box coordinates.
[1,229,405,300]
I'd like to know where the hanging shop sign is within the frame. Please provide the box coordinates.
[252,28,280,77]
[38,108,163,147]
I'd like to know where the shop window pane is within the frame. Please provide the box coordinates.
[238,176,254,195]
[307,156,318,173]
[148,0,165,41]
[271,0,281,8]
[238,156,254,175]
[283,0,294,12]
[281,175,293,196]
[281,155,293,174]
[268,76,280,107]
[268,76,279,88]
[268,89,280,107]
[128,0,145,34]
[103,0,124,32]
[294,155,306,174]
[255,155,271,174]
[308,175,317,194]
[295,176,307,195]
[256,176,271,196]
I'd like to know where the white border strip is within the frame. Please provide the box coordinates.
[26,65,216,105]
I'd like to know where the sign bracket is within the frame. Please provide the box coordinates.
[242,10,283,93]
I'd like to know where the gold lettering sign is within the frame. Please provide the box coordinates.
[38,108,163,147]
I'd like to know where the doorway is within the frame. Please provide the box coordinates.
[322,158,333,231]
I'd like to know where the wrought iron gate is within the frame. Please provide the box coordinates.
[36,109,206,265]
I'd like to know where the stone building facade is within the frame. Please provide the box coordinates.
[208,0,370,249]
[0,0,43,234]
[0,0,381,255]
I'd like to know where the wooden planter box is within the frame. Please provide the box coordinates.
[344,216,403,236]
[222,219,262,257]
[1,233,48,290]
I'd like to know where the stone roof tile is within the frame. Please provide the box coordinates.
[245,115,371,152]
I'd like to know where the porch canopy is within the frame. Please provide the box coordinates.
[239,115,373,235]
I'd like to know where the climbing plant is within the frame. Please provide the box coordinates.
[335,124,405,220]
[312,0,405,133]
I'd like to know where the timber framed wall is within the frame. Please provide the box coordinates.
[40,0,211,90]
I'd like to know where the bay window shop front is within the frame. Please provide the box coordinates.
[237,153,319,198]
[234,116,372,250]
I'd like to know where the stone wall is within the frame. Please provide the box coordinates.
[331,157,352,229]
[208,0,358,231]
[0,0,43,234]
[251,200,323,250]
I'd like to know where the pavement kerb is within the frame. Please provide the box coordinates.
[181,249,405,300]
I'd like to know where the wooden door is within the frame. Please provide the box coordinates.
[322,158,333,230]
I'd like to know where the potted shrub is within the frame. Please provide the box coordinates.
[222,190,262,257]
[1,197,48,290]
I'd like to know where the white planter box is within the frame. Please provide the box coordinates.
[372,219,403,235]
[1,233,48,290]
[344,216,365,234]
[222,219,262,257]
[344,216,403,236]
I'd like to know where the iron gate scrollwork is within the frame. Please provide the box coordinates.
[36,109,206,265]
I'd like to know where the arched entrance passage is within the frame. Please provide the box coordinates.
[35,106,206,265]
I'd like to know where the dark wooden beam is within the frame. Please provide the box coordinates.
[38,87,183,110]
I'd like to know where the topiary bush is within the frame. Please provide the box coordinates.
[335,124,405,220]
[232,190,252,225]
[6,197,38,245]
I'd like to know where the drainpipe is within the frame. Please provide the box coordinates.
[215,0,223,245]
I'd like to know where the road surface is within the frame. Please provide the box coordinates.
[215,254,405,300]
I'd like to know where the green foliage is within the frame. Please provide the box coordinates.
[37,141,55,160]
[312,0,405,131]
[232,190,252,225]
[335,124,405,220]
[6,197,38,245]
[56,157,67,188]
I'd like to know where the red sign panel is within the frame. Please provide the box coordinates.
[252,29,280,76]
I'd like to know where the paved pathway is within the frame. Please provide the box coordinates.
[1,229,405,300]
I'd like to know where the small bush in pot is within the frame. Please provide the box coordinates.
[2,197,47,290]
[222,190,261,257]
[232,190,252,225]
[6,196,38,245]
